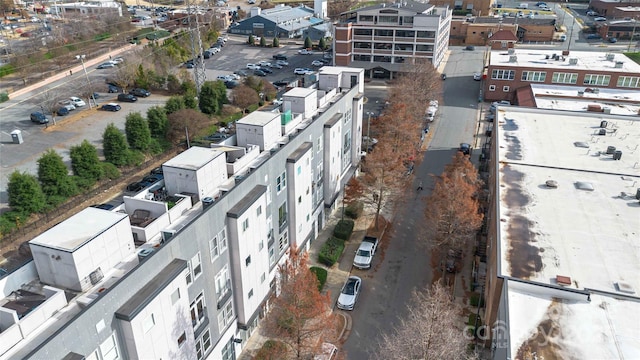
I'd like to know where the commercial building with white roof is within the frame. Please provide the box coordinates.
[483,106,640,359]
[483,49,640,102]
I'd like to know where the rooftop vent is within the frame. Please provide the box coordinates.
[508,48,515,55]
[616,281,635,294]
[606,53,615,61]
[613,150,622,160]
[615,61,624,68]
[573,141,589,148]
[597,128,606,135]
[600,120,608,128]
[606,146,616,154]
[545,180,559,188]
[509,55,517,63]
[568,58,578,65]
[636,188,640,200]
[574,181,594,191]
[556,275,571,286]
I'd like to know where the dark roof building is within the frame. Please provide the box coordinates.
[228,4,327,39]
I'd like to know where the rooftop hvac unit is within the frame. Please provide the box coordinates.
[161,229,176,242]
[606,53,615,61]
[569,58,578,65]
[508,48,515,55]
[509,55,517,63]
[615,61,624,68]
[603,107,611,114]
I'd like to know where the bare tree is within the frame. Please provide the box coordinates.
[391,59,443,125]
[262,250,337,359]
[328,0,357,19]
[167,109,212,144]
[231,85,260,112]
[375,283,474,360]
[37,87,63,125]
[424,152,484,252]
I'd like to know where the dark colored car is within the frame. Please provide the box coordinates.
[108,84,121,93]
[272,54,287,60]
[150,167,164,176]
[464,45,475,50]
[259,67,273,74]
[91,203,115,210]
[142,174,163,184]
[100,103,122,111]
[608,37,617,43]
[56,107,70,116]
[459,143,472,155]
[225,80,239,89]
[129,88,151,97]
[273,80,290,87]
[30,112,49,124]
[118,93,138,102]
[586,33,602,40]
[126,182,145,192]
[254,69,267,77]
[205,133,229,141]
[441,73,447,80]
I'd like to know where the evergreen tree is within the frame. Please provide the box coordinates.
[199,81,219,115]
[147,106,169,139]
[304,36,312,49]
[125,112,151,151]
[37,149,78,203]
[7,171,46,214]
[70,140,104,185]
[165,96,185,114]
[259,36,267,47]
[319,37,326,50]
[248,35,255,45]
[272,37,279,47]
[103,123,130,167]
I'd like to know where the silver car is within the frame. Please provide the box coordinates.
[337,276,361,310]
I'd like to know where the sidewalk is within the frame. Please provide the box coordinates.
[238,204,376,359]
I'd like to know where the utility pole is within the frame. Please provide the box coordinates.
[75,55,96,108]
[186,0,206,95]
[628,18,638,52]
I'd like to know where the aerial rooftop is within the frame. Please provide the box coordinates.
[495,107,640,294]
[489,50,640,73]
[530,84,640,116]
[163,147,223,170]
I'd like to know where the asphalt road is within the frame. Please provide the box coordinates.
[0,36,323,211]
[342,47,485,359]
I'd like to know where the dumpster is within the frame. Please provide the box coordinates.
[10,130,23,144]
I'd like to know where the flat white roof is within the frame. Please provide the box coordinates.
[495,108,640,294]
[530,84,640,116]
[615,6,640,11]
[489,50,640,73]
[506,280,640,359]
[284,87,316,98]
[29,208,128,252]
[318,66,363,75]
[163,146,223,170]
[236,111,279,126]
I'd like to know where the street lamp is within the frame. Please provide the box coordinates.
[365,111,374,153]
[75,55,95,109]
[628,18,638,52]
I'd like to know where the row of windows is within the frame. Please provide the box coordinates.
[353,28,434,38]
[491,69,640,88]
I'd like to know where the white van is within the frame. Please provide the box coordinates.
[518,3,528,9]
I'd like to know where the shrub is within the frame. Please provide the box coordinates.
[101,162,121,180]
[333,219,354,240]
[344,201,363,219]
[254,340,287,360]
[0,92,9,103]
[247,103,259,113]
[310,266,328,291]
[0,210,28,237]
[318,237,345,266]
[0,64,15,77]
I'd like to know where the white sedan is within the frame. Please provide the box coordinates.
[69,96,86,107]
[294,68,313,75]
[473,72,482,81]
[246,63,261,70]
[311,60,324,67]
[337,276,361,311]
[298,49,311,55]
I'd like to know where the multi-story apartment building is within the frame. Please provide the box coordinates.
[429,0,494,17]
[483,49,640,102]
[0,66,365,360]
[483,106,640,359]
[334,1,452,79]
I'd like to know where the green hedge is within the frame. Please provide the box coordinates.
[254,340,287,360]
[318,237,345,266]
[0,92,9,103]
[310,266,328,291]
[344,201,363,219]
[247,104,259,113]
[0,64,15,78]
[333,219,354,240]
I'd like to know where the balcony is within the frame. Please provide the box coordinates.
[353,48,371,54]
[353,35,372,41]
[372,49,392,55]
[216,280,232,310]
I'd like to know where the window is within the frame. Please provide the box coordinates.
[248,289,253,298]
[222,338,234,360]
[215,266,230,302]
[192,253,202,279]
[503,86,510,92]
[177,332,187,347]
[185,266,192,286]
[489,85,496,91]
[261,272,266,283]
[217,301,234,330]
[209,228,227,261]
[278,202,287,228]
[256,206,262,216]
[353,41,371,49]
[297,165,301,175]
[171,288,181,305]
[100,334,119,360]
[196,329,212,360]
[190,292,206,328]
[583,74,610,86]
[617,76,640,88]
[378,15,397,24]
[143,314,155,333]
[298,196,302,204]
[374,29,393,37]
[354,28,372,36]
[416,30,435,38]
[269,247,275,266]
[245,255,251,267]
[353,54,372,62]
[317,137,322,153]
[279,231,288,251]
[242,218,249,232]
[521,71,546,82]
[359,15,373,22]
[343,131,351,155]
[259,240,264,251]
[491,69,515,80]
[552,72,578,84]
[276,172,286,193]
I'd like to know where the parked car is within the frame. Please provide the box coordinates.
[205,133,229,141]
[150,167,164,176]
[108,84,122,93]
[276,59,289,66]
[353,236,379,269]
[225,80,240,89]
[272,98,283,106]
[337,276,361,310]
[272,54,288,60]
[129,88,150,97]
[459,143,472,155]
[56,107,70,116]
[608,37,618,43]
[587,10,598,16]
[142,174,163,184]
[311,60,324,66]
[91,203,115,210]
[259,67,273,74]
[294,68,313,75]
[586,33,602,40]
[30,111,49,124]
[269,63,283,69]
[254,69,267,77]
[298,49,311,55]
[100,103,122,111]
[258,60,271,67]
[235,69,249,77]
[273,80,290,87]
[473,72,482,81]
[594,17,607,21]
[118,93,138,102]
[97,62,115,69]
[126,182,145,192]
[464,45,475,51]
[247,63,260,70]
[69,96,86,107]
[58,101,76,111]
[490,100,511,113]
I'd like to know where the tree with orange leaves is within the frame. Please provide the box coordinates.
[424,152,484,251]
[262,250,338,359]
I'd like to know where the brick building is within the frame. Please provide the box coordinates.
[450,16,559,45]
[589,0,640,17]
[483,49,640,102]
[429,0,495,16]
